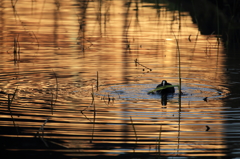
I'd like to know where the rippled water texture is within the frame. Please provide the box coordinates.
[0,0,239,158]
[97,82,228,101]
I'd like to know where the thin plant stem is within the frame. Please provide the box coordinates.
[51,70,58,115]
[177,102,181,155]
[157,124,162,156]
[171,16,182,155]
[90,86,96,143]
[91,86,95,105]
[90,103,96,143]
[171,31,181,95]
[36,117,50,147]
[97,71,99,91]
[130,116,138,141]
[130,116,137,153]
[7,87,19,135]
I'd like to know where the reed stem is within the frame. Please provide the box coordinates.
[130,116,138,141]
[97,71,99,91]
[171,30,181,95]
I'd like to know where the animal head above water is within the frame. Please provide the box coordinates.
[161,80,167,86]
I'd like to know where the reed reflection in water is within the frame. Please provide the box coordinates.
[0,0,237,158]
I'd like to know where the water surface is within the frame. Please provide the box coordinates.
[0,0,239,158]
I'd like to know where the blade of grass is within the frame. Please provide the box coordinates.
[148,85,179,94]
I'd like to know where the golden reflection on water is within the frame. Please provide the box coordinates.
[0,0,231,158]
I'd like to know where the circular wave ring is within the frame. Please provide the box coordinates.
[96,83,228,101]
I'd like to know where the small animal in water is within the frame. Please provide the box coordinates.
[156,80,175,94]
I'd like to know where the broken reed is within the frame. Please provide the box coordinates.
[134,58,152,72]
[11,0,18,9]
[36,117,50,147]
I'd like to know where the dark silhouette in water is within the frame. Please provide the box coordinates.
[156,80,175,106]
[156,80,175,94]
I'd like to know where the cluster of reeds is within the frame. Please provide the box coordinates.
[101,93,115,105]
[79,72,100,143]
[79,71,100,123]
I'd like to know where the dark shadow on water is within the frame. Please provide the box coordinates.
[142,0,240,157]
[221,49,240,157]
[143,0,240,49]
[0,128,71,159]
[160,93,174,106]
